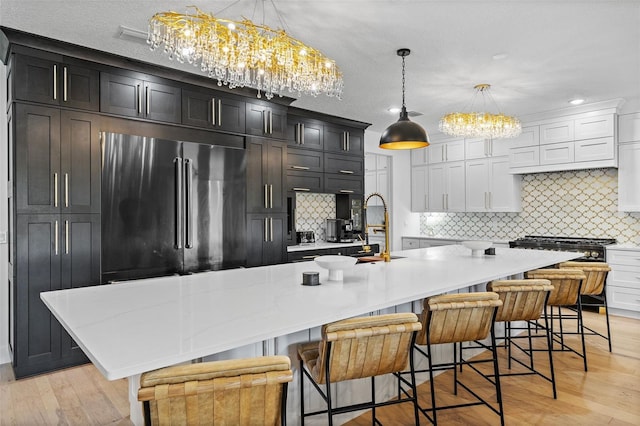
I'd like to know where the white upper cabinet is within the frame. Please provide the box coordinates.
[465,138,510,159]
[466,158,521,212]
[364,153,391,206]
[618,142,640,212]
[540,119,574,144]
[509,126,540,149]
[429,139,465,164]
[411,146,429,166]
[428,161,465,212]
[618,112,640,143]
[574,114,614,140]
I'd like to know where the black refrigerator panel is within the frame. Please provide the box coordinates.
[101,133,246,282]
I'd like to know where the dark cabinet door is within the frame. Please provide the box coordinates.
[100,73,181,123]
[145,81,181,123]
[15,215,62,378]
[13,54,99,110]
[100,72,143,118]
[287,117,324,150]
[324,152,364,176]
[324,125,364,155]
[246,102,287,139]
[182,89,246,133]
[14,104,61,214]
[246,214,286,267]
[60,111,101,214]
[287,147,323,173]
[324,173,364,195]
[246,138,286,213]
[59,214,100,361]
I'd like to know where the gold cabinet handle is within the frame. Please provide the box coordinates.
[53,64,58,100]
[63,66,68,102]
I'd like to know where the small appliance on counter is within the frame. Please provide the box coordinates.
[296,231,316,245]
[326,219,355,243]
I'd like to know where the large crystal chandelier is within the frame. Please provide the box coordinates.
[439,84,521,139]
[148,6,343,100]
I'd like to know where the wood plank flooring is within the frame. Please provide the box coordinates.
[0,311,638,425]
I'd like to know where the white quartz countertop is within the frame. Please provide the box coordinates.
[402,235,511,244]
[41,246,579,381]
[606,244,640,251]
[287,241,366,252]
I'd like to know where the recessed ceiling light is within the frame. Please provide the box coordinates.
[569,98,585,105]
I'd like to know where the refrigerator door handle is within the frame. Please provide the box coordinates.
[185,159,194,249]
[175,158,183,249]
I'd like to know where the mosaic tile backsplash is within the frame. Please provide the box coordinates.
[295,192,336,242]
[419,168,640,245]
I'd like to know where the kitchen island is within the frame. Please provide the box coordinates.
[41,245,580,424]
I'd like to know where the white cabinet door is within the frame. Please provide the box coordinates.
[490,138,510,157]
[377,169,389,202]
[618,112,640,143]
[465,138,488,159]
[402,238,420,250]
[574,114,614,140]
[540,120,574,144]
[429,139,465,163]
[465,159,490,211]
[489,157,521,212]
[540,141,574,165]
[510,145,540,168]
[446,162,466,212]
[411,147,429,166]
[509,125,540,149]
[376,155,389,170]
[411,166,428,212]
[428,164,446,211]
[575,137,614,162]
[618,142,640,211]
[364,170,380,205]
[365,153,377,171]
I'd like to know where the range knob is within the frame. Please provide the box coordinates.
[583,251,591,258]
[591,251,600,258]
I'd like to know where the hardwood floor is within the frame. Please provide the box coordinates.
[0,311,638,425]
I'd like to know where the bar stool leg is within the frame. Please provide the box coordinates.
[576,297,588,372]
[603,292,613,352]
[489,325,505,426]
[371,376,376,424]
[542,308,558,399]
[299,359,306,426]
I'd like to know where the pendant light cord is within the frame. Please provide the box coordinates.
[401,55,406,109]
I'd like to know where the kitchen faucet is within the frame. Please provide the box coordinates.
[364,192,391,262]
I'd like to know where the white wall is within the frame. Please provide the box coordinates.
[364,130,419,251]
[1,62,10,364]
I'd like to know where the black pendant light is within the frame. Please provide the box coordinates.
[379,48,429,150]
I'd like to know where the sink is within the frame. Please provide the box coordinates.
[355,255,406,263]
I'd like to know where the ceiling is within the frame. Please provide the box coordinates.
[2,0,639,138]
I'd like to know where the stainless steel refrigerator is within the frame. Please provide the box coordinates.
[101,132,246,282]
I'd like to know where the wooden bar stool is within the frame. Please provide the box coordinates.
[486,279,557,398]
[138,355,293,426]
[526,268,589,371]
[559,261,613,351]
[412,292,504,425]
[297,313,422,426]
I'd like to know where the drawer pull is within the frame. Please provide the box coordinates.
[339,170,354,174]
[292,187,310,191]
[291,166,310,170]
[302,255,319,259]
[339,189,354,193]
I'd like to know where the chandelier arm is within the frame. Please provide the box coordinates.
[270,0,291,33]
[485,89,504,114]
[214,0,242,16]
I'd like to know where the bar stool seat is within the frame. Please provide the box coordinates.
[138,355,293,425]
[526,268,589,371]
[485,279,557,398]
[411,292,504,425]
[558,261,613,351]
[297,313,422,426]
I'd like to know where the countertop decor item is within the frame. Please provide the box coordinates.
[462,240,493,256]
[439,83,522,139]
[314,255,357,281]
[148,6,343,100]
[379,48,429,150]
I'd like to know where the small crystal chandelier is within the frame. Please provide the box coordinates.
[439,84,522,139]
[148,6,343,100]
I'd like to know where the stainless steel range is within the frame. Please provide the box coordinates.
[509,235,617,262]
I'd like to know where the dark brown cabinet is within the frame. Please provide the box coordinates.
[13,214,100,378]
[246,101,287,139]
[324,152,364,176]
[287,116,324,150]
[14,105,101,215]
[324,125,364,155]
[100,72,181,123]
[246,138,287,214]
[13,54,99,111]
[286,171,324,193]
[324,173,364,195]
[182,89,245,133]
[246,214,286,267]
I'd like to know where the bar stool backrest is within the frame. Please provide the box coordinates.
[138,355,293,426]
[418,292,502,345]
[558,261,611,296]
[526,269,586,306]
[314,313,421,384]
[487,279,554,322]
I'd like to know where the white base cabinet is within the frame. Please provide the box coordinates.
[606,247,640,319]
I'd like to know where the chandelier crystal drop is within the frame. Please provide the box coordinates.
[439,84,522,139]
[148,7,343,100]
